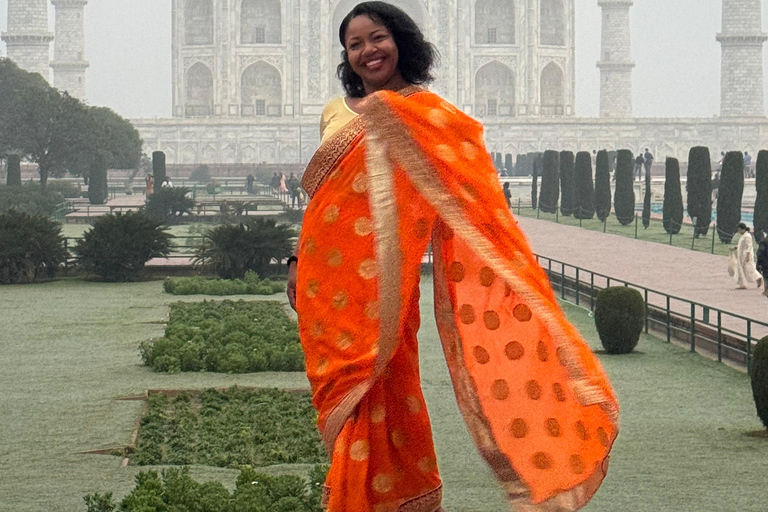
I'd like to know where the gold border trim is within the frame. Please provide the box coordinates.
[302,116,366,200]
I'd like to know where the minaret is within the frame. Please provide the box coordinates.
[1,0,54,80]
[51,0,89,100]
[596,0,634,117]
[717,0,767,117]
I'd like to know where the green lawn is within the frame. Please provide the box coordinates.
[1,277,766,511]
[512,206,735,257]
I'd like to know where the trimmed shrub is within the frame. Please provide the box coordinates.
[0,210,66,284]
[531,159,539,209]
[163,271,284,295]
[614,149,635,225]
[0,182,64,216]
[716,151,745,244]
[573,151,595,219]
[195,218,295,279]
[594,149,611,222]
[494,152,503,171]
[88,160,108,205]
[152,151,166,184]
[663,157,684,234]
[504,153,513,174]
[642,160,651,229]
[755,150,768,236]
[6,154,21,187]
[188,164,210,183]
[687,146,712,236]
[144,186,194,223]
[538,150,560,213]
[751,336,768,430]
[559,150,575,216]
[73,211,172,281]
[594,286,644,354]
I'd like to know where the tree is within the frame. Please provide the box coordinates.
[686,146,712,237]
[642,159,652,229]
[504,153,513,174]
[189,164,211,183]
[6,154,20,187]
[716,151,744,244]
[559,150,575,216]
[494,152,503,172]
[538,150,559,213]
[531,158,539,209]
[0,210,67,284]
[573,151,595,219]
[663,157,683,235]
[88,154,108,205]
[614,149,635,225]
[145,187,195,223]
[755,150,768,236]
[594,149,611,222]
[153,151,167,184]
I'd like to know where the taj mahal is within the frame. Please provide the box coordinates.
[3,0,768,165]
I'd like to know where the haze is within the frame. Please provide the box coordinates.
[1,0,767,120]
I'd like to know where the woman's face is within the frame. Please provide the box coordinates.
[344,15,405,95]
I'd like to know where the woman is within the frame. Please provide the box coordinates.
[733,223,763,289]
[288,3,618,511]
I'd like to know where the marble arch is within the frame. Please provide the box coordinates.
[475,61,515,117]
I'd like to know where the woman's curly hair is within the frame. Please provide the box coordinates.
[337,1,439,98]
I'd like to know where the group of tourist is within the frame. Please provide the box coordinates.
[270,171,305,208]
[143,175,173,195]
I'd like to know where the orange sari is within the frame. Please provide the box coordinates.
[297,88,619,512]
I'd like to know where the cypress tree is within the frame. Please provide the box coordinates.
[539,150,560,213]
[559,150,575,216]
[595,149,611,222]
[494,152,503,172]
[642,160,651,229]
[152,151,167,184]
[614,149,635,225]
[755,150,768,236]
[686,146,712,236]
[716,151,745,244]
[573,151,595,219]
[531,157,539,209]
[88,154,108,205]
[504,153,513,175]
[6,154,21,187]
[663,157,683,234]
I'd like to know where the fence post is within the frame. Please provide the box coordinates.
[603,220,607,233]
[517,198,521,215]
[590,274,595,311]
[575,268,580,306]
[717,311,722,363]
[644,289,649,333]
[747,321,753,372]
[669,232,673,246]
[689,303,696,352]
[635,214,638,239]
[561,264,565,300]
[666,296,671,343]
[711,224,716,254]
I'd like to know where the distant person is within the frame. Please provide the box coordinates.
[730,223,762,289]
[287,172,302,208]
[718,151,725,171]
[161,177,173,188]
[246,173,255,194]
[634,153,644,180]
[711,172,720,202]
[503,182,511,208]
[757,230,768,297]
[643,148,654,177]
[270,172,280,192]
[744,151,753,178]
[278,172,288,194]
[145,174,154,195]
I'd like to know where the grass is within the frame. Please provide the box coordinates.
[1,277,767,511]
[512,206,735,257]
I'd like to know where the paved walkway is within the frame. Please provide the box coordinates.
[516,217,768,339]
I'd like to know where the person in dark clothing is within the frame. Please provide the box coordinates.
[287,172,302,208]
[643,148,654,177]
[270,172,280,192]
[757,230,768,297]
[246,174,255,194]
[634,154,644,180]
[502,182,511,208]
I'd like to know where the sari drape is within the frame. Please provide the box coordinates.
[297,89,619,512]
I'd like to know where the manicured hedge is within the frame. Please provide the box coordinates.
[595,149,611,222]
[716,151,744,244]
[663,157,683,235]
[755,150,768,236]
[140,300,304,373]
[573,151,595,219]
[131,387,326,467]
[687,146,712,236]
[559,150,575,216]
[6,154,20,187]
[538,150,560,213]
[594,286,644,354]
[614,149,635,226]
[152,151,167,184]
[163,272,284,295]
[751,336,768,431]
[0,210,66,284]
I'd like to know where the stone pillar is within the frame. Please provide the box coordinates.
[717,0,767,117]
[1,0,54,80]
[51,0,89,100]
[597,0,634,117]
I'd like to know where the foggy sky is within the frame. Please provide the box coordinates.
[0,0,766,120]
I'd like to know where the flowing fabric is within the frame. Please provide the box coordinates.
[734,231,762,288]
[297,89,619,512]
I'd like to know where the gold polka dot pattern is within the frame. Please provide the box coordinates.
[324,204,340,223]
[372,473,393,494]
[332,290,348,310]
[491,379,509,400]
[504,341,524,360]
[354,217,373,236]
[459,304,476,324]
[350,440,370,461]
[336,331,353,350]
[358,259,377,279]
[327,248,343,267]
[352,173,368,193]
[473,346,490,364]
[448,261,465,282]
[479,267,495,287]
[510,418,528,438]
[483,311,500,330]
[532,452,553,470]
[306,279,320,298]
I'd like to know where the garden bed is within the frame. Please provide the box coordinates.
[140,300,303,373]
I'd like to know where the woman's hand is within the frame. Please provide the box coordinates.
[287,260,298,311]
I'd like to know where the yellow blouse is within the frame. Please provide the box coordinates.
[319,97,359,143]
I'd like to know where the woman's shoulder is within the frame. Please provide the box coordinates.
[321,97,347,116]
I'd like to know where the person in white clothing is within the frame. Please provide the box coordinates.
[731,223,763,289]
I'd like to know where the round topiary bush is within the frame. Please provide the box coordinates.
[750,336,768,430]
[594,286,645,354]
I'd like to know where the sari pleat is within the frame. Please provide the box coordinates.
[297,88,618,512]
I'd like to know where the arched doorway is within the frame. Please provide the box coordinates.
[475,61,515,117]
[186,62,213,116]
[241,62,282,116]
[185,0,214,45]
[540,62,564,115]
[474,0,515,44]
[240,0,281,44]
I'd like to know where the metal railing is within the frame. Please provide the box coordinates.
[535,254,768,372]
